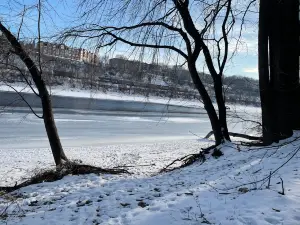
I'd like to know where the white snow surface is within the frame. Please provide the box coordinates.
[1,134,300,225]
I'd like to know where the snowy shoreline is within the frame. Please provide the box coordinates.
[1,136,300,225]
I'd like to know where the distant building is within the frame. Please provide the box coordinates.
[37,41,99,64]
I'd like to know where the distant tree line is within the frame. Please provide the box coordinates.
[0,52,260,106]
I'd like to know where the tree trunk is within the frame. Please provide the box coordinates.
[259,0,299,144]
[188,62,223,145]
[275,0,300,131]
[214,76,230,141]
[258,0,273,144]
[0,22,68,166]
[41,91,68,165]
[268,2,282,141]
[269,0,292,140]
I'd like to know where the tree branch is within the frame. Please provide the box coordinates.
[4,83,43,119]
[65,27,188,59]
[0,62,40,97]
[205,130,262,141]
[219,0,232,74]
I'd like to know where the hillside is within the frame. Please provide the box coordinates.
[0,54,260,106]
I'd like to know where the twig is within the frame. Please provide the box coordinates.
[278,177,284,195]
[253,168,262,174]
[160,152,205,173]
[113,163,156,168]
[189,130,201,138]
[267,171,271,189]
[4,83,43,119]
[207,145,300,192]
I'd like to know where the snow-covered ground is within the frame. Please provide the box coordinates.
[1,134,300,225]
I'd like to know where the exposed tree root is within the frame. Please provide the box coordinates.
[201,144,217,154]
[0,161,130,193]
[240,141,266,146]
[205,131,263,141]
[160,152,206,173]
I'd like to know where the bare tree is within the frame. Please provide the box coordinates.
[61,0,249,145]
[0,19,68,165]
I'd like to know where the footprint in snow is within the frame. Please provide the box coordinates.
[167,203,175,208]
[238,216,259,225]
[293,215,300,221]
[264,217,282,224]
[149,206,161,211]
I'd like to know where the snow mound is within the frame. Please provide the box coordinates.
[1,136,300,225]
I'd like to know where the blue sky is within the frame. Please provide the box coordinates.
[0,0,259,79]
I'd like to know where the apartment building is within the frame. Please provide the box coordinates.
[38,41,99,64]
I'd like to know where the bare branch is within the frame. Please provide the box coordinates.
[64,26,189,59]
[4,83,43,119]
[0,62,40,97]
[219,0,232,74]
[37,0,42,75]
[17,5,26,40]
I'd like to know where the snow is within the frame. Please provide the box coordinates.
[1,133,300,225]
[0,84,200,108]
[0,83,261,112]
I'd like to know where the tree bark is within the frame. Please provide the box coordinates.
[41,88,68,165]
[259,0,299,144]
[214,76,231,141]
[258,0,276,144]
[188,62,223,145]
[274,0,300,132]
[0,22,68,166]
[268,0,292,140]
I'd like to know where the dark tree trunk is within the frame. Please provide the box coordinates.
[0,22,68,166]
[268,0,282,141]
[41,89,68,165]
[274,0,300,132]
[258,0,273,144]
[188,62,223,145]
[214,76,230,141]
[269,0,293,140]
[174,2,228,145]
[259,0,299,144]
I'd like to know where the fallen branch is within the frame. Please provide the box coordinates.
[204,131,214,139]
[113,163,156,168]
[205,131,262,141]
[201,144,217,154]
[267,171,271,189]
[0,161,130,193]
[160,152,206,173]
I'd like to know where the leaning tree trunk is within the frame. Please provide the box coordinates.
[214,75,230,141]
[41,88,68,165]
[188,62,223,145]
[0,22,68,166]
